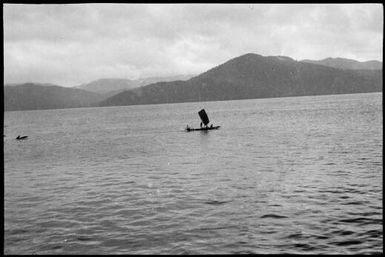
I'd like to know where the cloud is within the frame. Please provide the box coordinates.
[3,4,383,86]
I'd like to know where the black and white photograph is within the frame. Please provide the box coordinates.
[3,3,383,254]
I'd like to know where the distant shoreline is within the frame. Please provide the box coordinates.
[4,91,382,113]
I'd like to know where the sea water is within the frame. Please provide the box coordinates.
[4,92,382,254]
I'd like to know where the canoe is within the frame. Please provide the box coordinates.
[186,126,220,132]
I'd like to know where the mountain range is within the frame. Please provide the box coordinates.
[99,54,382,107]
[4,54,382,111]
[4,83,104,111]
[75,74,194,96]
[301,57,382,70]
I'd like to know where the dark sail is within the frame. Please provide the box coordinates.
[198,109,209,126]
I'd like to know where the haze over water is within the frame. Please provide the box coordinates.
[4,92,382,254]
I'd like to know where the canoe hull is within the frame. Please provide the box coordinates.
[186,126,220,132]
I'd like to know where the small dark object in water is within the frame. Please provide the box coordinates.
[204,200,230,205]
[16,135,28,140]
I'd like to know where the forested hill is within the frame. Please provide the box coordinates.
[4,83,104,111]
[99,53,382,107]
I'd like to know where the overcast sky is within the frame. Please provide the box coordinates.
[4,3,383,87]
